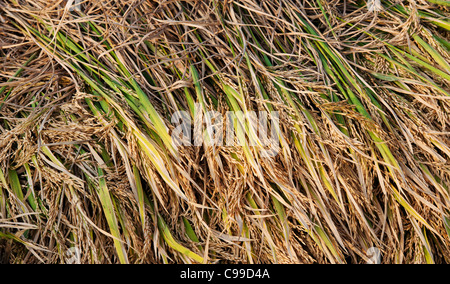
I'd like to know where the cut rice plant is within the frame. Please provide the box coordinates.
[0,0,449,264]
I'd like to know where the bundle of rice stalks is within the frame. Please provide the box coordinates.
[0,0,449,264]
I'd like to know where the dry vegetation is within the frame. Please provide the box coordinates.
[0,0,449,264]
